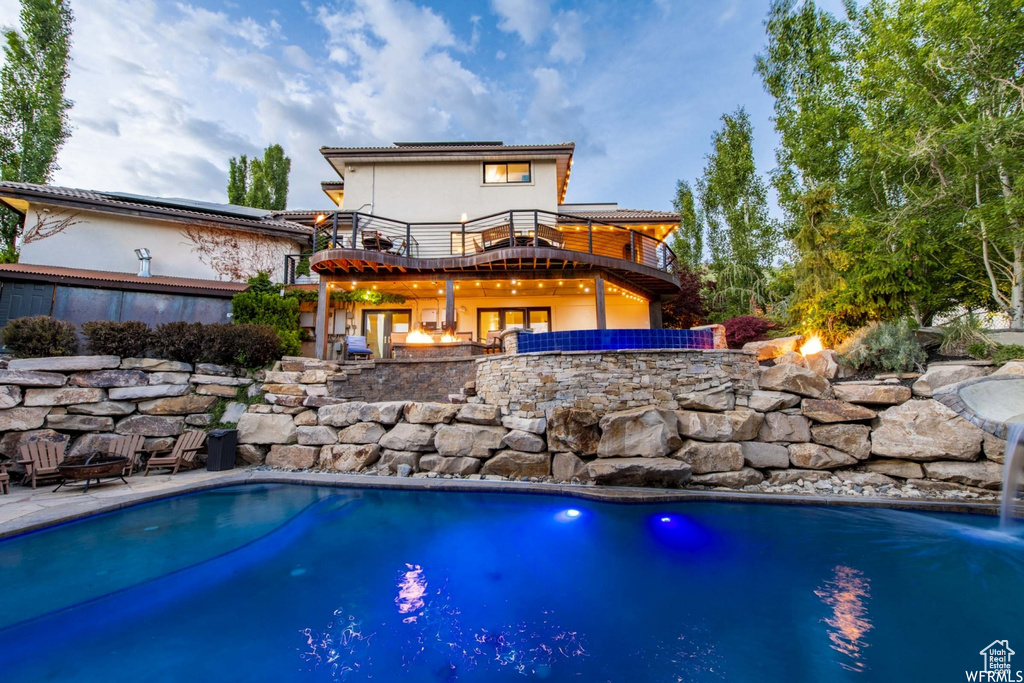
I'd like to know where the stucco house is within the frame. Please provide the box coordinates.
[290,141,682,359]
[0,183,310,331]
[0,140,682,358]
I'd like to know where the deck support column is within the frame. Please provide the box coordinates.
[445,280,456,333]
[649,298,664,329]
[594,277,607,330]
[315,278,329,360]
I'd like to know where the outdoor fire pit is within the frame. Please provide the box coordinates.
[55,453,129,493]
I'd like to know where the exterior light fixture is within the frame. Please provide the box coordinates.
[511,289,517,294]
[460,213,468,223]
[316,214,326,223]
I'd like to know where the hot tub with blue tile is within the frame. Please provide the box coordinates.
[516,328,715,353]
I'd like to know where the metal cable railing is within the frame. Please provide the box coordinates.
[309,209,677,276]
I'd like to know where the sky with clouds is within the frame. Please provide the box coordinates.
[0,0,848,214]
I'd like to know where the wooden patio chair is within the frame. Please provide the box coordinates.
[145,431,207,476]
[106,434,146,476]
[480,225,513,251]
[0,461,9,495]
[536,225,565,248]
[18,441,67,489]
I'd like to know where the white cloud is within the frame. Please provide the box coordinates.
[491,0,551,45]
[549,10,584,64]
[11,0,597,211]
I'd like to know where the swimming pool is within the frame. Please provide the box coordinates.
[0,484,1020,681]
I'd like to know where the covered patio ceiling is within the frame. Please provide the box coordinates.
[332,277,648,302]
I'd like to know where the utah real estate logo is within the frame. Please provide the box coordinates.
[967,640,1021,682]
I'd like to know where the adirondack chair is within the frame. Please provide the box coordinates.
[18,441,67,489]
[0,461,9,495]
[145,431,207,476]
[106,434,146,476]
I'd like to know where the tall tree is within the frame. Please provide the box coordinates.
[756,0,987,332]
[0,0,73,261]
[669,180,703,268]
[227,144,290,211]
[227,154,247,205]
[698,108,779,317]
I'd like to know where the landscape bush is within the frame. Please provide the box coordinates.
[231,273,302,356]
[1,316,78,358]
[938,313,993,356]
[967,341,994,360]
[149,322,208,366]
[203,323,282,368]
[722,315,775,349]
[839,320,926,373]
[81,320,152,357]
[993,345,1024,365]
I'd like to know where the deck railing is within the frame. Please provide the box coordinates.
[299,209,677,283]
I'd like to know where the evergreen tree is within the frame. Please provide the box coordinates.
[226,144,290,211]
[0,0,73,261]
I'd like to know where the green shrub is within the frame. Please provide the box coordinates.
[81,320,153,357]
[967,341,994,360]
[839,320,926,373]
[203,323,281,369]
[232,274,301,356]
[993,344,1024,365]
[150,322,208,365]
[938,313,993,356]
[1,316,77,358]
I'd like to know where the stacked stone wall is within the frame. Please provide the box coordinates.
[475,349,759,417]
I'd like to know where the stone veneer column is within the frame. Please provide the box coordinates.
[315,278,329,360]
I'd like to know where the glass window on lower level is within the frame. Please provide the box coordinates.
[477,307,551,340]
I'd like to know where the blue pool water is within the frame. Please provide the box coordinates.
[516,328,715,353]
[0,484,1022,681]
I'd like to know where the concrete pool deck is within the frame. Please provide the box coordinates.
[0,467,1014,539]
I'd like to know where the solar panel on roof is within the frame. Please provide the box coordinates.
[99,191,271,219]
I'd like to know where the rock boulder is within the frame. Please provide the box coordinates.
[870,399,984,461]
[671,440,744,474]
[237,413,297,444]
[481,450,550,478]
[319,444,381,472]
[266,444,318,469]
[597,406,681,457]
[758,364,831,398]
[586,457,692,487]
[912,365,990,397]
[547,407,600,455]
[788,443,858,469]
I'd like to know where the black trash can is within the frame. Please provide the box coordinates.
[206,429,238,471]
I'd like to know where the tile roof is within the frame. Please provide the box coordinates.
[0,263,247,295]
[0,181,312,238]
[559,208,680,222]
[320,141,575,154]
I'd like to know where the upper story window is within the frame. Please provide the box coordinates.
[483,162,531,184]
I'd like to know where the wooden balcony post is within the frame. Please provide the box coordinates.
[649,298,664,329]
[588,220,593,253]
[445,280,456,333]
[461,222,466,255]
[630,230,637,262]
[407,223,413,256]
[594,276,607,330]
[533,210,539,247]
[331,211,338,248]
[315,278,329,360]
[351,213,359,250]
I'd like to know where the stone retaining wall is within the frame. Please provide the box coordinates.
[475,349,759,418]
[0,355,259,473]
[234,359,1007,496]
[0,353,1009,498]
[326,358,477,403]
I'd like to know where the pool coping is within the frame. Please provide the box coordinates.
[0,469,1008,540]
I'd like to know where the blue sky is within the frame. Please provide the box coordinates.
[0,0,847,213]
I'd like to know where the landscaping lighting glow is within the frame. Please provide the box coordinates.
[800,335,824,356]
